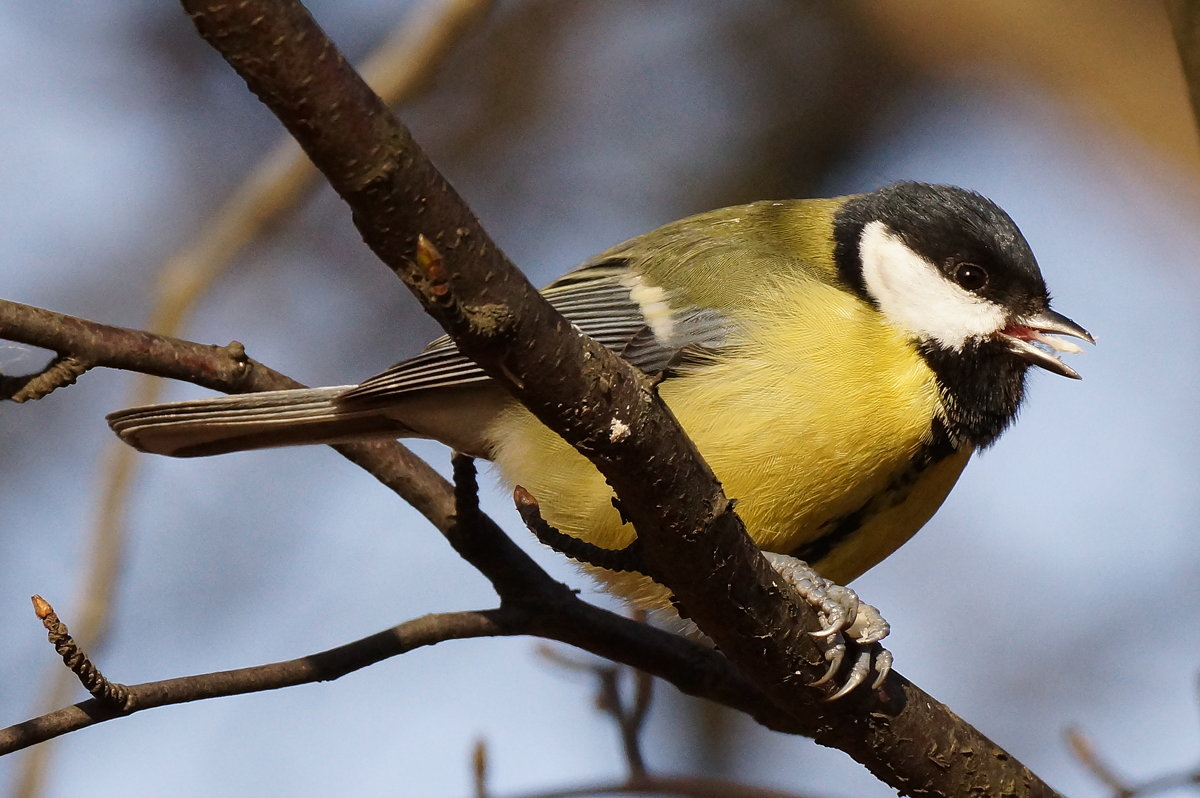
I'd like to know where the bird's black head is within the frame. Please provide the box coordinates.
[832,182,1091,448]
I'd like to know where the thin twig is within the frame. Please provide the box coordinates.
[627,668,653,770]
[1065,723,1200,798]
[452,452,482,533]
[513,487,648,574]
[533,644,601,673]
[0,356,91,402]
[595,666,649,777]
[30,596,132,710]
[472,738,490,798]
[1065,726,1135,797]
[1125,771,1200,797]
[496,648,828,798]
[3,580,798,755]
[2,609,514,755]
[538,651,652,776]
[537,637,656,780]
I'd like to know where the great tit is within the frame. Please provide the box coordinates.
[108,182,1090,684]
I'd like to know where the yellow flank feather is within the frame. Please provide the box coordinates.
[486,269,970,612]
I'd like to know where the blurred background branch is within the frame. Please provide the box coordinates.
[855,0,1200,176]
[1166,0,1200,133]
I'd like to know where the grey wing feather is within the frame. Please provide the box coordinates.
[339,260,731,405]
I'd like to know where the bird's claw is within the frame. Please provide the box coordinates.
[825,644,893,700]
[764,552,892,699]
[808,639,846,687]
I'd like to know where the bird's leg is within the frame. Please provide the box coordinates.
[762,552,892,699]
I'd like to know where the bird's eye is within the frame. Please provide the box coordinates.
[953,263,988,291]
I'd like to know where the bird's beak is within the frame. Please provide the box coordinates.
[999,309,1094,380]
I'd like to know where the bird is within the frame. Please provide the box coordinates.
[108,182,1091,695]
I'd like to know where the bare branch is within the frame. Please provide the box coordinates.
[12,4,494,791]
[514,487,646,574]
[499,650,830,798]
[0,356,91,402]
[179,0,824,698]
[0,300,804,749]
[0,300,257,391]
[29,596,131,711]
[0,298,556,600]
[171,1,1063,794]
[1,609,512,755]
[3,587,805,754]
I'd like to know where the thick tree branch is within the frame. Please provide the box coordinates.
[179,0,819,692]
[172,1,1062,795]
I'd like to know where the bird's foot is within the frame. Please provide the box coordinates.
[763,552,892,700]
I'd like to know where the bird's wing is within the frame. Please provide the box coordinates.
[338,259,732,404]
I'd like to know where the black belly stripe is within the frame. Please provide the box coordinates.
[788,418,958,566]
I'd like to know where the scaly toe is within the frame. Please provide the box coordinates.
[847,601,890,646]
[870,648,893,690]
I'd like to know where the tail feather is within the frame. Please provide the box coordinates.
[106,386,413,457]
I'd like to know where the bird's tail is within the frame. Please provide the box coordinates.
[106,386,414,458]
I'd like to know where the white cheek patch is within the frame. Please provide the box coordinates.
[858,221,1006,350]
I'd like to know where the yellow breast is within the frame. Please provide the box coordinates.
[485,275,971,605]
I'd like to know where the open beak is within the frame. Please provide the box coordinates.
[999,309,1094,380]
